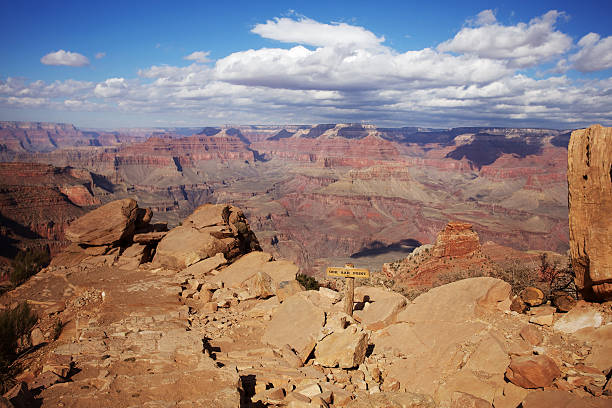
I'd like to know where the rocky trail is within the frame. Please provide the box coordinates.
[1,199,611,408]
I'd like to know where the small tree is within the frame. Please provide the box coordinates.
[297,273,320,290]
[0,302,38,392]
[10,248,50,286]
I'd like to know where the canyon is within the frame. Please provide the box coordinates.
[0,121,572,276]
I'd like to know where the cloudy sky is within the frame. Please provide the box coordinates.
[1,0,611,129]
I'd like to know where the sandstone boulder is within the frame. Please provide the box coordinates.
[314,326,368,368]
[181,252,227,278]
[553,303,603,333]
[519,325,543,346]
[353,286,407,330]
[210,251,299,295]
[568,124,612,300]
[520,287,545,307]
[277,280,305,302]
[153,204,260,269]
[153,225,233,269]
[574,324,612,373]
[505,355,560,388]
[65,198,140,245]
[552,293,576,312]
[397,277,511,323]
[115,243,149,269]
[262,293,326,363]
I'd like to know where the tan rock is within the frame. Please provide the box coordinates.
[295,383,322,398]
[65,198,139,245]
[153,225,233,269]
[30,327,44,347]
[552,293,576,312]
[436,369,499,405]
[510,296,528,313]
[574,324,612,373]
[115,243,148,269]
[519,325,543,346]
[245,271,274,298]
[522,389,611,408]
[277,280,305,302]
[353,287,407,330]
[319,383,353,405]
[492,381,529,408]
[314,326,368,368]
[345,392,435,408]
[183,203,231,227]
[181,252,227,277]
[529,305,555,326]
[465,333,509,375]
[520,287,545,307]
[262,293,325,363]
[553,303,603,333]
[281,344,304,368]
[202,302,218,313]
[397,277,510,323]
[451,392,491,408]
[318,287,342,304]
[505,355,561,388]
[132,230,167,244]
[211,251,298,292]
[568,125,612,301]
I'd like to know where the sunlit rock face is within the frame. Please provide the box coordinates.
[568,124,612,301]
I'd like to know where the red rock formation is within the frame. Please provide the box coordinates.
[252,132,400,168]
[388,222,495,287]
[119,132,254,164]
[431,222,481,258]
[568,125,612,300]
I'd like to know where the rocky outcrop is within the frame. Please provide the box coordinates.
[431,222,482,258]
[64,199,140,246]
[261,292,326,363]
[386,222,495,288]
[153,203,260,269]
[567,124,612,300]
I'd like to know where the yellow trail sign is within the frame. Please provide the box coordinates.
[326,266,370,278]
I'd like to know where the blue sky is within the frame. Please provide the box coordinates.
[1,0,611,128]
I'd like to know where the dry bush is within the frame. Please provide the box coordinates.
[0,301,38,392]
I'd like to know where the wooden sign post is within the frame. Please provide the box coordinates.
[326,263,370,317]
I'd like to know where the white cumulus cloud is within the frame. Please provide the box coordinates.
[41,50,90,67]
[184,51,212,63]
[94,77,128,98]
[438,10,572,68]
[571,33,612,72]
[252,17,384,48]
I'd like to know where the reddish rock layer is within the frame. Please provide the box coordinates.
[0,162,101,255]
[431,222,481,258]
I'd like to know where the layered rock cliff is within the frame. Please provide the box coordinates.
[0,162,102,257]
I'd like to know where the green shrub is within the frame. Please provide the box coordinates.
[297,273,320,290]
[10,248,50,285]
[0,302,38,391]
